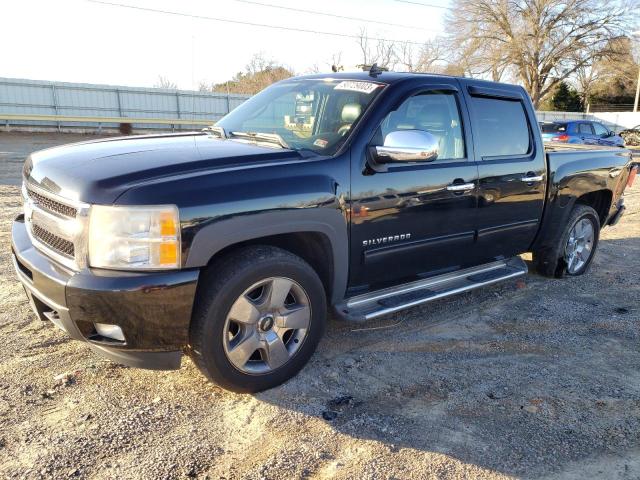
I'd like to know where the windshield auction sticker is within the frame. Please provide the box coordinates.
[334,81,381,94]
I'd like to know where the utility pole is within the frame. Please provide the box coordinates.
[633,32,640,112]
[634,66,639,112]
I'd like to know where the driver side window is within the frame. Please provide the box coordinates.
[379,91,465,160]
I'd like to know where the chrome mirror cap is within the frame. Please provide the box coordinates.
[374,129,439,163]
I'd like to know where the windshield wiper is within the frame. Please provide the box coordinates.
[202,125,227,139]
[229,131,290,149]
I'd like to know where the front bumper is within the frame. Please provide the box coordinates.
[11,215,199,370]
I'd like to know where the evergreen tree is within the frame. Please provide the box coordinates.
[551,82,584,112]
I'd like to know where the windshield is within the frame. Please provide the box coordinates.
[215,79,384,155]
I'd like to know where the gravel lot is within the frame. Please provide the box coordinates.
[0,132,639,480]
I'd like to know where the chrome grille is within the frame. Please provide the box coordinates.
[22,181,90,270]
[26,185,77,218]
[32,224,75,258]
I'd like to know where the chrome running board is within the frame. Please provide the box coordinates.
[335,257,527,322]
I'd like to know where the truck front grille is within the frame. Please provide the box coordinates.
[26,185,77,218]
[31,224,75,258]
[22,181,89,270]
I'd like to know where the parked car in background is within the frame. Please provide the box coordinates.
[539,121,625,147]
[620,125,640,147]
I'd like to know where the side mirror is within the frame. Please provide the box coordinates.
[373,130,439,163]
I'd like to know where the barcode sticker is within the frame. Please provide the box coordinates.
[334,81,381,94]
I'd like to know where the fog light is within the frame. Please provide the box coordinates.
[94,323,125,342]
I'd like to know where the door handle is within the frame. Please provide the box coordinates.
[446,182,475,192]
[520,175,543,183]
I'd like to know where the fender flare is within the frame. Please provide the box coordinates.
[184,208,349,303]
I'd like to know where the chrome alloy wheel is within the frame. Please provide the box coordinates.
[223,277,311,374]
[565,218,595,274]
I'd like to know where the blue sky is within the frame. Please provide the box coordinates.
[3,0,449,89]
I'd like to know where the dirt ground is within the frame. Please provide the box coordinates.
[0,132,639,480]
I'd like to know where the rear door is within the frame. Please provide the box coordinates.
[461,81,546,262]
[577,122,596,144]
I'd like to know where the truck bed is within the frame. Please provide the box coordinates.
[544,142,629,153]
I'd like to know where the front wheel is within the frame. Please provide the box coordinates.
[189,246,327,393]
[533,204,600,278]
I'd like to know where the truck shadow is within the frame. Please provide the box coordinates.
[255,236,640,478]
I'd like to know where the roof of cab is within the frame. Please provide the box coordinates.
[290,71,525,92]
[292,71,456,84]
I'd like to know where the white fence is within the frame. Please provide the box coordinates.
[537,111,640,132]
[0,77,250,131]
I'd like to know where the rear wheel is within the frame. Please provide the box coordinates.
[533,204,600,278]
[189,246,327,393]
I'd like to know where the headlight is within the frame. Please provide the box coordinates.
[88,205,181,270]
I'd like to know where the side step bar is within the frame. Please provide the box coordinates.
[334,257,527,322]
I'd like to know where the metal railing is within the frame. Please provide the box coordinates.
[0,113,213,132]
[0,77,250,131]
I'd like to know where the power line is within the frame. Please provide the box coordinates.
[230,0,438,32]
[394,0,452,10]
[87,0,434,45]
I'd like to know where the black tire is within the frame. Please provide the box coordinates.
[533,204,600,278]
[188,246,327,393]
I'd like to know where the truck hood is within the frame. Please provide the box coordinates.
[24,132,301,204]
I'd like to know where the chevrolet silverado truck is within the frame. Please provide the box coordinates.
[11,71,637,393]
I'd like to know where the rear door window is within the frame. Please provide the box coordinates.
[578,123,594,135]
[468,96,531,158]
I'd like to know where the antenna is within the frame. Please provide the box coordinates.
[356,63,389,77]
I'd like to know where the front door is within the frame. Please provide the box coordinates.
[592,122,615,146]
[348,81,480,291]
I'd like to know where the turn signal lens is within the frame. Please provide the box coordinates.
[159,212,178,236]
[159,241,179,266]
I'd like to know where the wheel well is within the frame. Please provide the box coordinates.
[575,190,612,226]
[204,232,335,299]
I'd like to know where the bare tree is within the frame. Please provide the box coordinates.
[305,64,321,74]
[357,28,397,69]
[357,29,449,73]
[328,52,344,72]
[396,38,448,73]
[587,36,640,105]
[446,0,636,107]
[197,81,213,92]
[154,76,178,89]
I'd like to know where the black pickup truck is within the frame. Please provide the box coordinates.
[11,71,636,392]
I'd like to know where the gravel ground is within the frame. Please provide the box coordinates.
[0,132,639,480]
